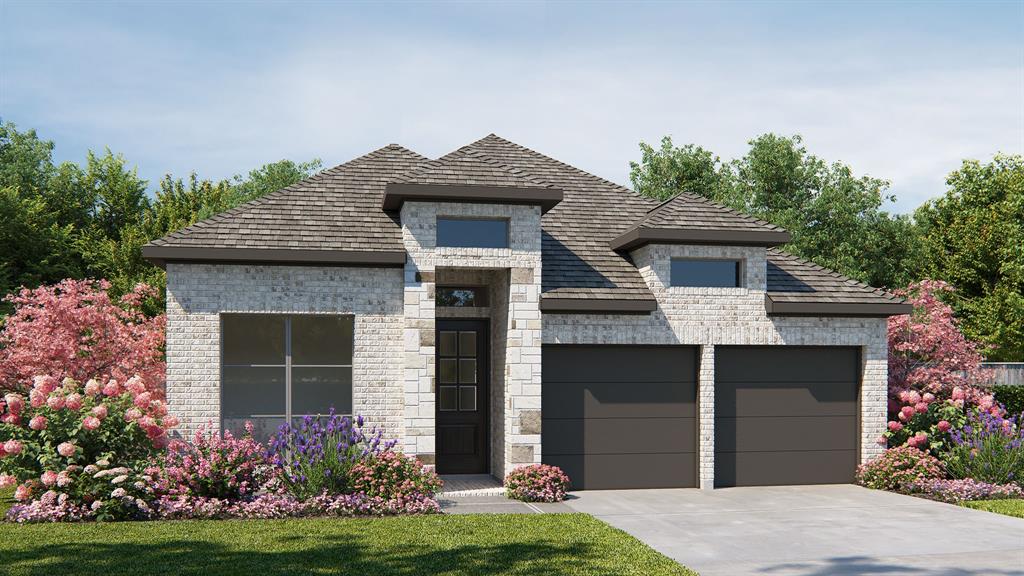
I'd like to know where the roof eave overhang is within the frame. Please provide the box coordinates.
[610,227,792,252]
[539,297,658,314]
[764,294,913,317]
[382,183,563,213]
[141,245,407,269]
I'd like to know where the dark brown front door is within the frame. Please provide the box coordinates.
[436,319,488,474]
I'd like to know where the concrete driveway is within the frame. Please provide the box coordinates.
[565,485,1024,576]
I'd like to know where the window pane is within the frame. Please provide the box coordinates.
[291,367,353,416]
[437,287,488,307]
[436,218,509,249]
[459,359,477,384]
[223,417,285,444]
[292,316,353,365]
[459,386,477,411]
[439,386,458,411]
[439,359,458,383]
[439,331,457,357]
[222,366,286,418]
[222,315,285,365]
[459,332,476,357]
[670,259,740,288]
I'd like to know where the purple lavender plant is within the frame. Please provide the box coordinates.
[945,409,1024,487]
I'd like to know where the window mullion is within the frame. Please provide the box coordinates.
[285,316,292,424]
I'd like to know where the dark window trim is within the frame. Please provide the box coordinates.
[670,258,743,288]
[436,216,511,249]
[383,183,563,213]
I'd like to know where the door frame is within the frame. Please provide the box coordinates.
[435,318,490,474]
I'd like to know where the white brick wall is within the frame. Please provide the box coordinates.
[164,263,405,440]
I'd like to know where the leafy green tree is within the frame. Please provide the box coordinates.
[916,155,1024,361]
[630,134,922,288]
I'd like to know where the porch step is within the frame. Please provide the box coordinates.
[439,474,506,497]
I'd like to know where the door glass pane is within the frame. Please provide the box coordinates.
[439,331,457,357]
[222,366,286,418]
[222,315,285,365]
[291,316,353,365]
[459,386,477,411]
[291,366,353,416]
[439,359,457,383]
[459,331,476,357]
[439,386,458,411]
[459,359,477,383]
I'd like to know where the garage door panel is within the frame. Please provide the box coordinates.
[543,346,697,383]
[716,347,858,383]
[715,450,858,487]
[716,416,858,453]
[545,453,697,490]
[543,417,697,456]
[543,381,697,419]
[716,383,858,417]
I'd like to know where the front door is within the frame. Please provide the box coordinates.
[436,319,489,474]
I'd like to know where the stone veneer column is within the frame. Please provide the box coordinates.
[403,266,436,462]
[504,266,543,476]
[698,344,715,490]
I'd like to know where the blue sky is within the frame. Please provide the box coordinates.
[2,1,1022,213]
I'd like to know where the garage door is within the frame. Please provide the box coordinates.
[715,347,859,487]
[542,345,698,490]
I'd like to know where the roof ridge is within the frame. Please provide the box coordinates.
[393,144,555,188]
[766,247,899,301]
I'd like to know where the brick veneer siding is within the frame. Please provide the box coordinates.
[400,201,542,477]
[542,244,888,489]
[164,263,405,440]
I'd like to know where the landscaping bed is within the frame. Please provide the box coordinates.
[0,512,696,576]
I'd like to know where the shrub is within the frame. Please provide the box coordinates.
[505,464,570,502]
[903,478,1023,503]
[267,412,395,499]
[993,385,1024,418]
[0,280,166,395]
[855,446,945,491]
[152,423,273,500]
[944,411,1024,486]
[350,450,442,502]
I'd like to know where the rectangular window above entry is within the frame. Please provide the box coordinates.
[436,217,509,248]
[671,259,741,288]
[436,286,488,307]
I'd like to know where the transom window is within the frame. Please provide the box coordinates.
[436,217,509,249]
[436,286,489,307]
[221,314,353,441]
[670,259,741,288]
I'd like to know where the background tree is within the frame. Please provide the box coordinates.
[915,155,1024,361]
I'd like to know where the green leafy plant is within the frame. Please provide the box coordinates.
[855,446,945,491]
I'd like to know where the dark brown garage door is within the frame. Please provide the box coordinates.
[715,346,860,487]
[542,345,698,490]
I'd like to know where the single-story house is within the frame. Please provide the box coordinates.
[142,134,910,490]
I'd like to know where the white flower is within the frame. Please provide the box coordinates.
[111,475,128,484]
[111,488,127,498]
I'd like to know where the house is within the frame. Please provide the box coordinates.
[142,134,910,490]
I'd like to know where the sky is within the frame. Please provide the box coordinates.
[2,1,1022,214]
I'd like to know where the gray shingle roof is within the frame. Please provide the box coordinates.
[765,248,909,309]
[639,193,786,233]
[391,148,555,189]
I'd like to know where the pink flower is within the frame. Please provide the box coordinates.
[84,379,102,396]
[163,415,180,429]
[3,439,23,454]
[1,413,20,426]
[14,484,33,501]
[91,404,108,420]
[899,406,915,421]
[29,389,46,408]
[82,416,101,430]
[915,402,929,414]
[40,470,58,487]
[0,473,16,488]
[124,407,142,422]
[937,420,951,433]
[65,393,84,411]
[887,421,903,432]
[33,375,58,395]
[4,393,24,415]
[57,442,77,457]
[134,391,153,409]
[922,393,935,403]
[28,415,48,430]
[125,376,146,395]
[907,391,922,405]
[102,380,121,397]
[56,471,72,487]
[46,394,66,410]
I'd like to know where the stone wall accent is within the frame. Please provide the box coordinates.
[697,345,715,490]
[164,263,405,439]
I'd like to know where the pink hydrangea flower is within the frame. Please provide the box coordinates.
[91,404,109,420]
[46,394,66,410]
[29,389,46,408]
[14,483,33,501]
[57,442,77,457]
[82,416,101,430]
[887,421,903,432]
[102,380,121,397]
[4,393,24,415]
[0,473,16,488]
[124,407,142,422]
[125,376,146,395]
[1,413,19,426]
[937,420,951,433]
[40,470,58,487]
[899,406,915,422]
[134,391,153,409]
[64,393,84,411]
[915,402,929,414]
[56,471,72,487]
[33,375,58,395]
[84,379,102,396]
[163,415,180,429]
[29,415,48,430]
[922,392,935,403]
[3,439,23,454]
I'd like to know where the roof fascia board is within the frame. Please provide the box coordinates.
[764,294,913,317]
[611,227,792,251]
[382,183,563,213]
[539,297,657,314]
[141,246,406,269]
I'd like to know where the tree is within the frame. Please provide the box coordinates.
[629,134,922,288]
[915,155,1024,361]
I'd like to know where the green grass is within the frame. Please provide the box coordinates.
[962,499,1024,519]
[0,512,696,576]
[0,487,13,517]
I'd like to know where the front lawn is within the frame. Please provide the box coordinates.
[0,512,697,576]
[962,499,1024,519]
[0,487,12,517]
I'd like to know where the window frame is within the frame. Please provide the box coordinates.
[436,285,490,308]
[436,216,510,249]
[669,258,743,288]
[219,313,354,435]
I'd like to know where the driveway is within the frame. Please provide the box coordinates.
[565,485,1024,576]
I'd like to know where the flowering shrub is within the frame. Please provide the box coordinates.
[350,451,442,504]
[0,374,175,511]
[855,447,945,491]
[0,280,165,395]
[944,411,1024,486]
[505,464,571,502]
[903,478,1023,503]
[153,423,273,500]
[267,412,395,499]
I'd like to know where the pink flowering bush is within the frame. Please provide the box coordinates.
[153,423,272,500]
[349,451,442,503]
[903,478,1023,503]
[0,280,166,395]
[855,446,945,491]
[505,464,571,502]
